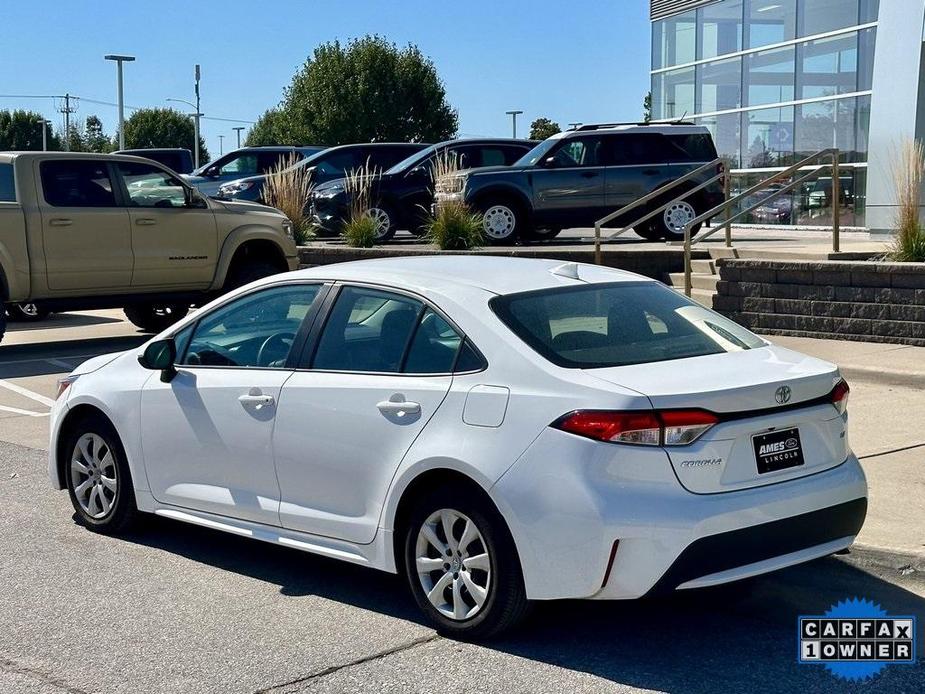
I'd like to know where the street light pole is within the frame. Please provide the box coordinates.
[41,119,51,151]
[194,64,201,169]
[505,110,523,139]
[218,135,224,156]
[104,54,135,150]
[233,126,245,148]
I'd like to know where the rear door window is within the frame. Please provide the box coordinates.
[40,160,117,207]
[0,163,15,202]
[258,151,295,173]
[605,134,673,166]
[490,282,764,368]
[315,150,362,176]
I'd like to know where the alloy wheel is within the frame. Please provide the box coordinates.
[482,205,516,240]
[19,303,41,318]
[367,207,392,239]
[663,201,696,234]
[415,508,491,621]
[70,433,118,519]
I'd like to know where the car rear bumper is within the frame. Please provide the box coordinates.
[491,428,868,601]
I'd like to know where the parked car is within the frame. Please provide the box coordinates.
[434,123,725,244]
[0,152,300,341]
[310,138,536,241]
[807,176,853,209]
[49,256,866,638]
[214,142,427,205]
[184,146,326,197]
[113,148,194,175]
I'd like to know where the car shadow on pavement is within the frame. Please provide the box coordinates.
[5,312,124,332]
[121,515,924,693]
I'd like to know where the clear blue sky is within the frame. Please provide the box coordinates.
[0,0,651,159]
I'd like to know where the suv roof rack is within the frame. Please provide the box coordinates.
[575,120,695,131]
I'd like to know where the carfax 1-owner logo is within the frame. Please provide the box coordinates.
[798,597,918,681]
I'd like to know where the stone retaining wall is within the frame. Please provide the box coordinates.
[714,259,925,346]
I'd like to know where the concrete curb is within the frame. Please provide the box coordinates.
[838,365,925,389]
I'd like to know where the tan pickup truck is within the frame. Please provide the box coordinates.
[0,152,299,339]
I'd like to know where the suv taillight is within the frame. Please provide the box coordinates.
[552,409,718,447]
[831,379,850,415]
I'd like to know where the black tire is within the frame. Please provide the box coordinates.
[650,197,703,241]
[474,198,529,245]
[369,205,397,243]
[63,413,138,535]
[7,302,51,322]
[402,485,529,639]
[224,260,281,292]
[124,303,189,333]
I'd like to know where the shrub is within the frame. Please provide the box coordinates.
[425,199,484,250]
[264,153,314,244]
[341,160,382,248]
[888,139,925,262]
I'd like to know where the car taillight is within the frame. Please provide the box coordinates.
[552,409,717,446]
[831,379,850,415]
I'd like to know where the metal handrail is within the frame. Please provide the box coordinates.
[593,158,725,264]
[679,148,840,296]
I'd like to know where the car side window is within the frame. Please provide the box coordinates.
[258,152,293,173]
[315,151,361,176]
[219,154,258,176]
[117,161,188,208]
[180,284,321,369]
[40,160,117,207]
[478,147,507,167]
[312,287,423,373]
[605,134,671,166]
[403,309,463,374]
[0,163,15,202]
[550,137,603,168]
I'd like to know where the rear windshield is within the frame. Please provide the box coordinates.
[490,282,765,369]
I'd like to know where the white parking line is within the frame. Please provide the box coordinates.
[0,379,56,408]
[0,404,49,417]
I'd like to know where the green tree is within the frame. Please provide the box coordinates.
[0,110,61,151]
[119,108,209,162]
[282,35,458,145]
[245,109,287,146]
[84,115,112,153]
[528,117,560,140]
[643,91,652,123]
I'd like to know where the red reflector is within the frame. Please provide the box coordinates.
[554,410,661,445]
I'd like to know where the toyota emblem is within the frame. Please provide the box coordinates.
[775,385,792,404]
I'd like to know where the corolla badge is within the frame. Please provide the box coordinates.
[775,385,792,404]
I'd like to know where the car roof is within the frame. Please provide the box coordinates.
[290,255,648,296]
[550,124,711,140]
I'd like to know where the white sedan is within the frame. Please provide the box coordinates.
[49,256,867,638]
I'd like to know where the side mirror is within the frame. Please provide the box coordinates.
[541,156,557,168]
[204,166,219,178]
[138,338,177,382]
[184,187,206,208]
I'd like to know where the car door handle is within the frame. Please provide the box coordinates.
[135,218,157,225]
[580,172,599,178]
[377,399,421,415]
[49,218,72,226]
[239,394,275,406]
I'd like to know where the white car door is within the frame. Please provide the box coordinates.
[140,282,324,525]
[273,285,470,544]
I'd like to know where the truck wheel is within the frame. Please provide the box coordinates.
[124,303,189,333]
[7,302,51,322]
[224,260,281,292]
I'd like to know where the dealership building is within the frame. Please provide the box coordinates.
[649,0,923,233]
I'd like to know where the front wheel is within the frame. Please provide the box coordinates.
[368,205,397,242]
[477,200,528,245]
[403,486,529,639]
[64,414,138,534]
[124,303,189,333]
[7,302,51,322]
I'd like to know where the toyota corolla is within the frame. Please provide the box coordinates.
[48,256,867,638]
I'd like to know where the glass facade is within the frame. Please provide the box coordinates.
[651,0,878,227]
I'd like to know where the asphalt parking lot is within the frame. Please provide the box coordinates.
[0,311,923,693]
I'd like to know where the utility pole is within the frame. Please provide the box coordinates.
[57,94,78,151]
[194,64,201,169]
[505,110,523,139]
[105,54,136,150]
[233,126,245,148]
[218,134,224,155]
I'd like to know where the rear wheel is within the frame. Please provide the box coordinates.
[403,485,529,639]
[63,414,138,535]
[7,302,50,322]
[124,303,189,333]
[652,199,702,241]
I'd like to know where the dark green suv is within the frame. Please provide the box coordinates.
[434,123,724,244]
